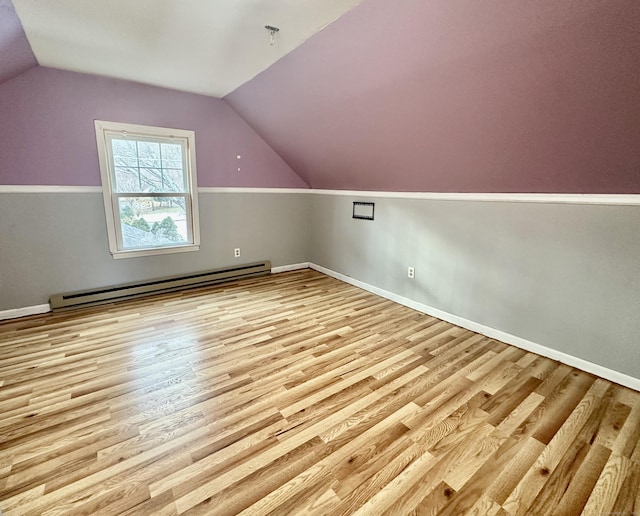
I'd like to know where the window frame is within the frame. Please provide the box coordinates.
[94,120,200,259]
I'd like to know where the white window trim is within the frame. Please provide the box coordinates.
[95,120,201,259]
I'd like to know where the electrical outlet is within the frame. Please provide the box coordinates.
[408,266,415,279]
[234,248,241,258]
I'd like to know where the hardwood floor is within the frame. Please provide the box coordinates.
[0,269,639,515]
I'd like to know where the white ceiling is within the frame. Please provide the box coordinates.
[12,0,362,98]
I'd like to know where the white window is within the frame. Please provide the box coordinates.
[95,120,200,259]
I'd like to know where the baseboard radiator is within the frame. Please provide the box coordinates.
[49,260,271,311]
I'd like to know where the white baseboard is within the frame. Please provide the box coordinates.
[1,266,312,320]
[271,262,310,274]
[0,304,51,321]
[309,263,640,392]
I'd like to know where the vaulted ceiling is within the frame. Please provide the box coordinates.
[226,0,640,193]
[0,0,36,84]
[2,0,640,193]
[8,0,361,97]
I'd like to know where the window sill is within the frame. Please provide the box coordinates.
[111,244,200,259]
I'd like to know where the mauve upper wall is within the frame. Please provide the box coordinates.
[0,0,37,84]
[0,67,307,188]
[226,0,640,193]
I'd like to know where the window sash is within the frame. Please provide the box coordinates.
[111,193,193,251]
[106,134,189,194]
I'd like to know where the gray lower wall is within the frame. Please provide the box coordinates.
[3,189,639,381]
[310,195,640,379]
[0,192,310,310]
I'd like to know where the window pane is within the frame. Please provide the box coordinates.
[161,143,183,169]
[113,167,140,192]
[139,168,164,192]
[164,168,186,192]
[138,157,161,168]
[137,141,161,164]
[161,143,186,192]
[110,137,187,193]
[111,139,138,167]
[118,197,189,249]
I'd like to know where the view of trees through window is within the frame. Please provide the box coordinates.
[110,138,189,249]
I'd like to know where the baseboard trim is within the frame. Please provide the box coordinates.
[0,266,314,319]
[0,304,51,321]
[271,262,310,274]
[4,267,638,391]
[309,263,640,392]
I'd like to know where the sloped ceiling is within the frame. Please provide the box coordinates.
[0,0,37,84]
[226,0,640,193]
[11,0,361,97]
[4,0,640,193]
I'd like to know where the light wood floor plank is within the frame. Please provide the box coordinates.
[1,269,639,515]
